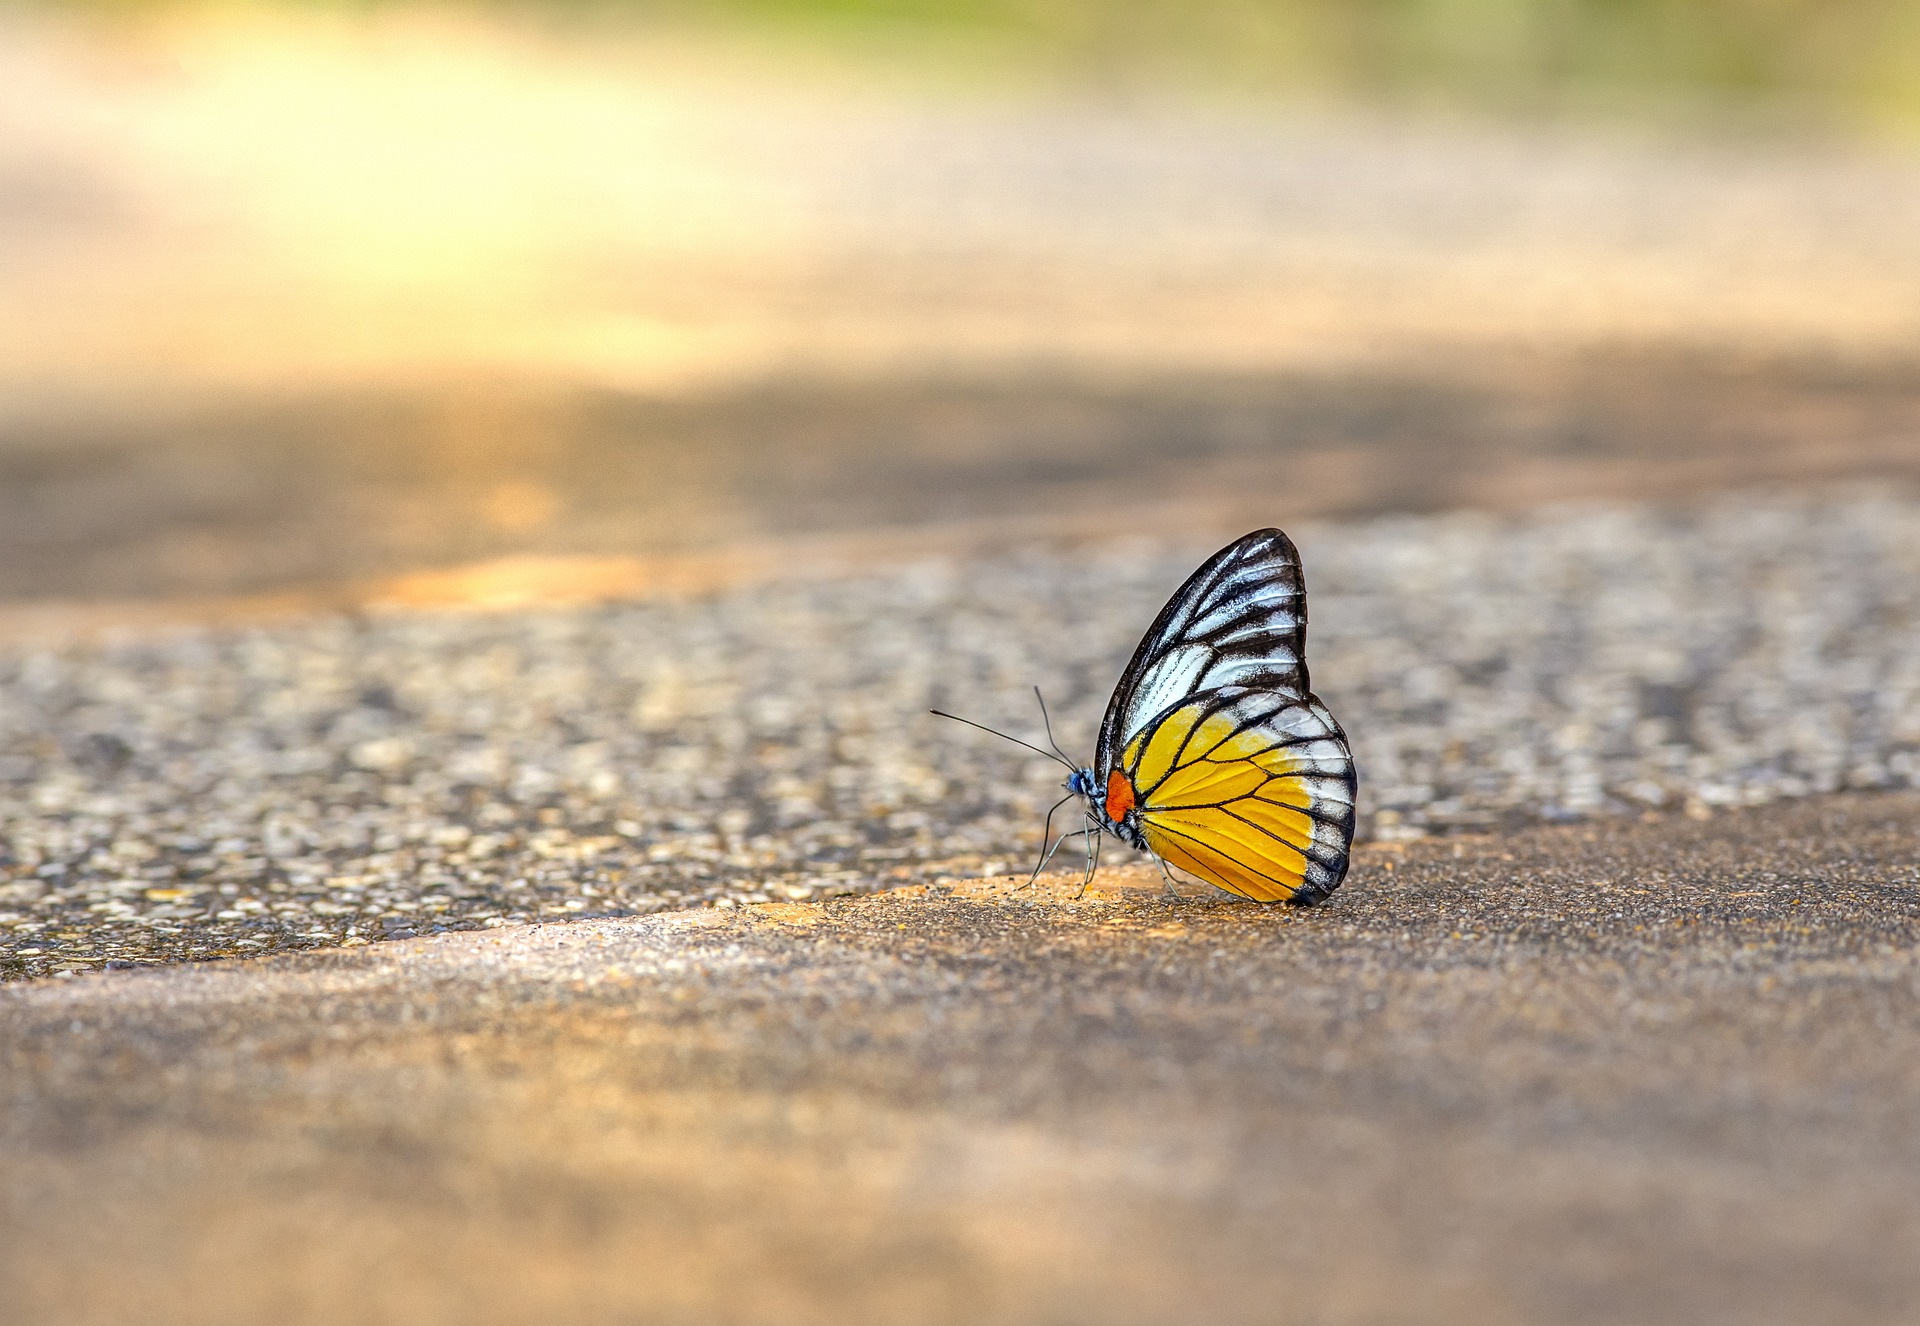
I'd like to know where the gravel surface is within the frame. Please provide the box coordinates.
[4,485,1919,980]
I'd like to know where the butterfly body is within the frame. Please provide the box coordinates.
[1068,529,1356,905]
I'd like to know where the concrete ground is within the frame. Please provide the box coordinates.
[5,791,1919,1325]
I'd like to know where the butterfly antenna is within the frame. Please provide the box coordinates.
[929,709,1076,772]
[1031,687,1078,767]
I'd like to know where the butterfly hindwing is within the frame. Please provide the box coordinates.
[1120,688,1355,903]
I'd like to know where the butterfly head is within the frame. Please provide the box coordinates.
[1065,767,1098,800]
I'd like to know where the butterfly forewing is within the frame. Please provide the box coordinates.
[1094,529,1309,775]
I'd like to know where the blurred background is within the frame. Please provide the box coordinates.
[4,0,1920,610]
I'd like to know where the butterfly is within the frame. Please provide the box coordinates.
[937,528,1356,904]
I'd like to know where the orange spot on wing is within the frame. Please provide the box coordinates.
[1105,769,1137,822]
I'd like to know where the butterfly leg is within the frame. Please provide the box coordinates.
[1014,792,1076,893]
[1016,826,1090,895]
[1154,854,1184,903]
[1073,816,1101,901]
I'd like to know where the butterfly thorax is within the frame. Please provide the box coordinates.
[1068,766,1146,849]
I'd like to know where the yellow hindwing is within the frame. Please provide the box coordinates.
[1125,698,1347,903]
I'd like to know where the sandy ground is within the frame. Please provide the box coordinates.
[5,791,1919,1325]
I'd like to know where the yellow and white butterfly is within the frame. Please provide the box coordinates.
[939,528,1356,904]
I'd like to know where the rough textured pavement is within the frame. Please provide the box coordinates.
[5,790,1919,1325]
[7,486,1920,980]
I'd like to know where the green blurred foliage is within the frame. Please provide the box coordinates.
[34,0,1920,128]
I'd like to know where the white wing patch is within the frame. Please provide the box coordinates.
[1120,647,1212,742]
[1185,579,1299,637]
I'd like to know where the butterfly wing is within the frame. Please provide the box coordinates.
[1096,529,1355,904]
[1093,529,1310,776]
[1117,688,1355,903]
